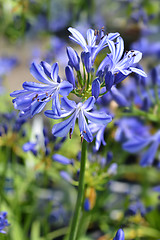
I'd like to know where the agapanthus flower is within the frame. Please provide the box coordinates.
[10,61,73,119]
[0,212,10,234]
[123,130,160,166]
[68,27,119,65]
[97,37,147,89]
[45,96,112,142]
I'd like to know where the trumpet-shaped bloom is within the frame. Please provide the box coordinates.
[97,37,147,88]
[10,61,73,119]
[68,27,119,64]
[45,96,112,142]
[123,130,160,166]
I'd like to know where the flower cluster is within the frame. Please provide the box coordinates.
[10,27,145,143]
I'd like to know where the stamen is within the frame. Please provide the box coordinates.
[32,94,38,101]
[81,136,84,143]
[69,128,72,139]
[41,97,47,101]
[94,29,97,36]
[46,92,48,96]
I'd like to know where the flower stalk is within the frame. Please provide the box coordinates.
[68,140,87,240]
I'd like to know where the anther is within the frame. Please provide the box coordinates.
[69,128,72,139]
[46,92,48,96]
[94,30,97,36]
[41,97,47,101]
[83,130,86,133]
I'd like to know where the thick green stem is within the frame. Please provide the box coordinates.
[68,140,87,240]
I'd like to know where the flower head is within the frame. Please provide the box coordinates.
[68,27,119,65]
[97,37,147,89]
[10,61,73,119]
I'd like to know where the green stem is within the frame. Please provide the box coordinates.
[68,140,87,240]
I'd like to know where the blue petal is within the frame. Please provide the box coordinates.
[92,78,100,99]
[61,97,76,111]
[130,67,147,77]
[66,47,80,71]
[40,61,51,78]
[65,65,75,88]
[140,141,159,167]
[107,40,116,59]
[95,126,106,151]
[82,96,95,111]
[81,52,92,73]
[84,111,112,125]
[10,89,29,97]
[123,137,152,153]
[78,111,93,142]
[45,109,72,119]
[114,72,127,84]
[52,91,61,116]
[105,71,114,91]
[68,27,87,51]
[51,62,59,82]
[31,101,46,116]
[52,154,71,165]
[13,93,35,110]
[59,81,73,96]
[87,29,96,47]
[30,62,52,85]
[107,32,120,41]
[23,81,53,92]
[97,54,112,73]
[114,37,124,63]
[52,112,76,137]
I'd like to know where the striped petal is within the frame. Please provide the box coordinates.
[68,27,87,51]
[84,111,112,125]
[30,62,52,85]
[52,112,76,137]
[82,96,95,111]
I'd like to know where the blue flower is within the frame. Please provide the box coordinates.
[97,37,147,88]
[123,130,160,166]
[113,229,125,240]
[10,61,73,119]
[0,212,10,234]
[45,96,112,142]
[68,27,119,65]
